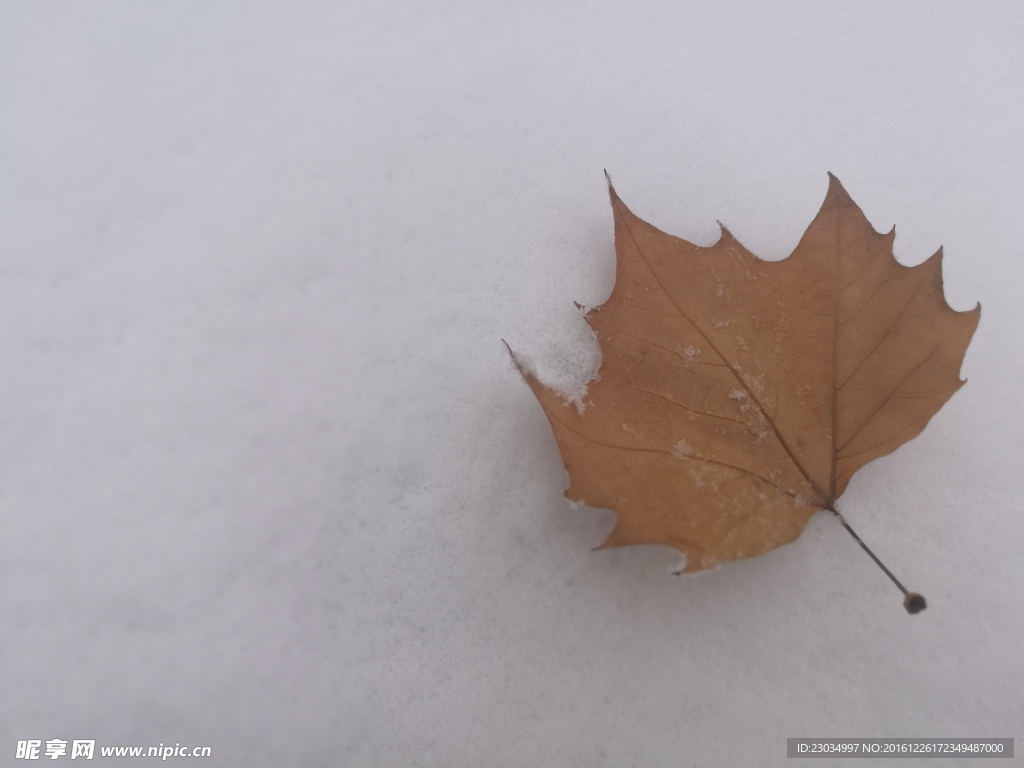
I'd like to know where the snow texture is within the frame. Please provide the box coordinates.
[2,2,1022,766]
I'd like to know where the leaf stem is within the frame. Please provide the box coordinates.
[826,506,926,615]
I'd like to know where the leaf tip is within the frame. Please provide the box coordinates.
[593,523,628,551]
[603,169,620,202]
[922,246,942,272]
[716,219,734,241]
[503,339,538,380]
[903,593,927,614]
[573,300,595,318]
[824,172,854,207]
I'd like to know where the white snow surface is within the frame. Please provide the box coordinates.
[2,2,1022,766]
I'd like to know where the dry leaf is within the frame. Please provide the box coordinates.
[512,174,979,574]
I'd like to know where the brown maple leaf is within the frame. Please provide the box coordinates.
[511,173,979,609]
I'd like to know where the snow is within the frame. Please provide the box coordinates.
[2,2,1023,766]
[667,553,689,574]
[556,377,593,415]
[672,440,694,458]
